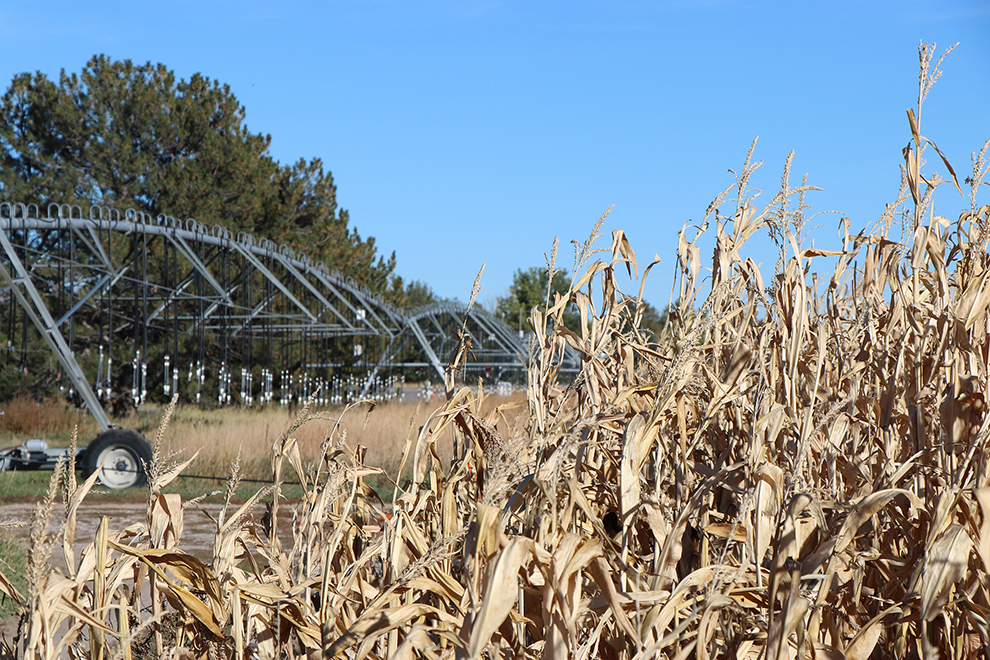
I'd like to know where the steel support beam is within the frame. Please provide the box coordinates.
[0,230,112,430]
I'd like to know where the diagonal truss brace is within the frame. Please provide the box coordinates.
[405,317,446,380]
[230,244,318,323]
[0,230,112,431]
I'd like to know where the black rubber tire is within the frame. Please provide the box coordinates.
[81,428,153,489]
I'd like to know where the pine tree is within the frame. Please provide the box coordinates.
[0,55,396,291]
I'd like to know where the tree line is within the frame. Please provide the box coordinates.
[0,55,440,306]
[493,266,669,339]
[0,55,668,402]
[0,56,453,401]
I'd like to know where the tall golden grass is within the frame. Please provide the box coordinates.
[0,397,100,440]
[0,394,525,487]
[154,394,525,484]
[2,42,990,659]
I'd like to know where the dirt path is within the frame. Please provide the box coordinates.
[0,501,244,562]
[0,500,272,651]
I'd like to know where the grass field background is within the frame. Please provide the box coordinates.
[0,393,526,501]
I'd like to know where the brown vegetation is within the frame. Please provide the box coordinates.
[2,43,990,659]
[0,396,100,440]
[0,393,525,488]
[154,394,524,485]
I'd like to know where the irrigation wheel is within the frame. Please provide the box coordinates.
[81,428,153,489]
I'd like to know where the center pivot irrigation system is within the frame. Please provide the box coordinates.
[0,201,534,487]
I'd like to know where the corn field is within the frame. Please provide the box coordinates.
[2,43,990,659]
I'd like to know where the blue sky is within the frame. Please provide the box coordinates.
[1,1,988,310]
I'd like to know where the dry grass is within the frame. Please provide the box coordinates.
[2,42,990,659]
[155,394,526,484]
[0,396,101,441]
[0,394,526,490]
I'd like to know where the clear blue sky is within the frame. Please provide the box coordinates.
[2,1,988,309]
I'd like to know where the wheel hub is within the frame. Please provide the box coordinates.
[98,447,139,488]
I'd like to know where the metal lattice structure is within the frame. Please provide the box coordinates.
[0,202,528,429]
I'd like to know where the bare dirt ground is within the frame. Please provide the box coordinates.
[0,500,244,561]
[0,500,274,651]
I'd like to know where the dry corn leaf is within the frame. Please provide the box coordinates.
[769,493,816,607]
[53,593,115,634]
[154,570,225,638]
[834,489,920,555]
[974,487,990,571]
[109,541,226,623]
[152,450,200,492]
[149,492,183,549]
[62,455,107,576]
[654,566,715,634]
[696,594,733,660]
[464,537,534,658]
[272,599,321,649]
[752,462,783,569]
[766,560,809,660]
[571,261,609,293]
[843,604,903,660]
[0,566,23,606]
[283,437,309,491]
[611,228,638,278]
[587,556,637,640]
[705,522,747,542]
[391,624,439,660]
[920,523,972,621]
[620,412,652,529]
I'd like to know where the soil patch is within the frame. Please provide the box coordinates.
[0,499,280,652]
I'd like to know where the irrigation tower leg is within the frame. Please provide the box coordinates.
[0,230,112,431]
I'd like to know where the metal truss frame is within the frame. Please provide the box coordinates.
[0,203,528,426]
